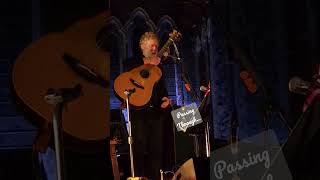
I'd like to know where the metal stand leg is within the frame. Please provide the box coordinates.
[124,89,146,180]
[44,84,82,180]
[52,103,65,180]
[205,122,210,157]
[45,95,66,180]
[189,134,200,157]
[125,92,135,178]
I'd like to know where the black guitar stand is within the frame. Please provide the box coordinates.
[44,84,82,180]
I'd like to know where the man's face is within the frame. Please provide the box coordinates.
[140,38,159,59]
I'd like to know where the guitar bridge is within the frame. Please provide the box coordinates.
[129,78,144,89]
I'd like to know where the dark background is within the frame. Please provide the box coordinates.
[110,0,320,175]
[1,0,320,179]
[1,0,107,179]
[110,0,320,141]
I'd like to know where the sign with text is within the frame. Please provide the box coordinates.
[210,130,292,180]
[171,103,203,132]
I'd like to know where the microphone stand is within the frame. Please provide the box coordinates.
[124,89,145,180]
[198,89,211,157]
[172,41,208,158]
[205,121,210,157]
[44,84,82,180]
[45,95,65,180]
[172,41,199,102]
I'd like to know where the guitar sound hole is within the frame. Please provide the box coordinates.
[140,70,149,78]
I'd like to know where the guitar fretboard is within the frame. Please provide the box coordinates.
[157,38,174,57]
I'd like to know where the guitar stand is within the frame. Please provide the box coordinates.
[44,84,82,180]
[124,89,147,180]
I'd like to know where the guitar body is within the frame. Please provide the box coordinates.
[12,12,110,143]
[113,64,162,107]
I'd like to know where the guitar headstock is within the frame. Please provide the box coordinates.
[169,29,182,42]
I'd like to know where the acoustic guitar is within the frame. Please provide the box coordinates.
[113,30,181,108]
[12,12,110,143]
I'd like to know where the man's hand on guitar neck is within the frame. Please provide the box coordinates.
[161,97,171,108]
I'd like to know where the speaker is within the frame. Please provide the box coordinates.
[172,157,209,180]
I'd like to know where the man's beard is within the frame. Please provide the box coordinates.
[144,52,157,59]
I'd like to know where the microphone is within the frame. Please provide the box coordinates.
[200,84,211,97]
[288,76,314,95]
[200,86,208,92]
[165,54,182,62]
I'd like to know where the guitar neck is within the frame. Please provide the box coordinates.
[158,38,174,57]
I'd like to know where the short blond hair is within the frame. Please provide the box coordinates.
[139,32,158,47]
